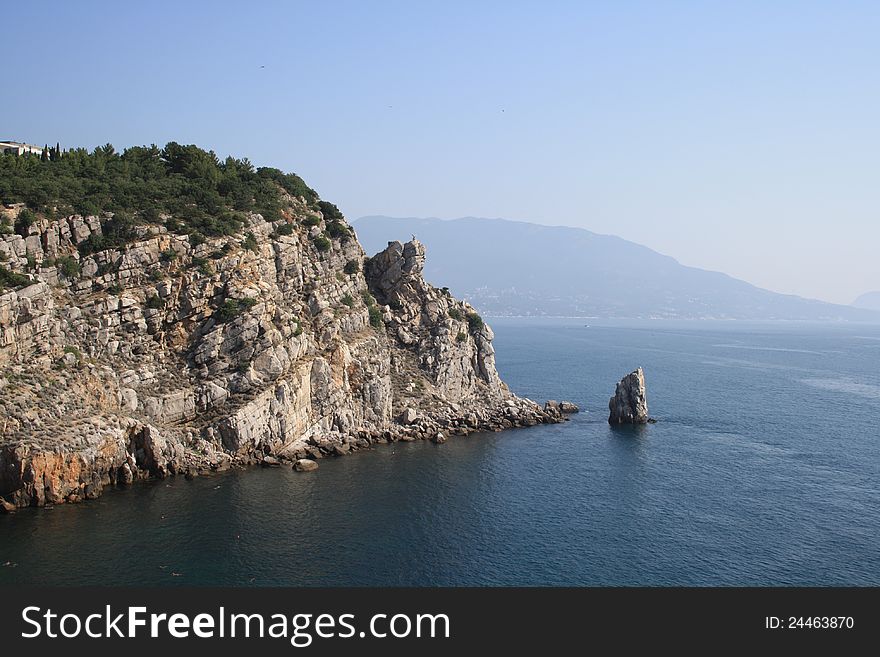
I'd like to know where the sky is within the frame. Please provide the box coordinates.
[3,1,878,304]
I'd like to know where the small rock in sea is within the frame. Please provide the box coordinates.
[261,455,281,467]
[433,432,447,444]
[558,401,579,414]
[294,459,319,472]
[608,367,649,425]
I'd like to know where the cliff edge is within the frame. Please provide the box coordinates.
[0,169,561,508]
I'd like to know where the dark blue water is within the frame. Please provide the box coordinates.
[2,319,879,586]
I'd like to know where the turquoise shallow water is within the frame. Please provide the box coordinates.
[1,319,879,585]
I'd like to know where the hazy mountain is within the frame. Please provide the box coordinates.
[852,291,880,311]
[354,216,878,321]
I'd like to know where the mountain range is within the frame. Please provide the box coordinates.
[852,291,880,312]
[354,216,878,321]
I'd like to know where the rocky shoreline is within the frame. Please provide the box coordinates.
[1,198,577,511]
[1,395,574,511]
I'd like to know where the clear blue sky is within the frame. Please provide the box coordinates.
[4,1,878,304]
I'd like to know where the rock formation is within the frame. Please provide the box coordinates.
[0,201,566,508]
[608,367,649,425]
[543,400,579,417]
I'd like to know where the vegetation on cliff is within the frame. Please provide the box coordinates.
[0,142,319,242]
[0,265,29,291]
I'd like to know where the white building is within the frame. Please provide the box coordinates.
[0,141,46,156]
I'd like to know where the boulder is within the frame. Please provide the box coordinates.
[118,463,134,485]
[432,432,447,444]
[0,497,16,514]
[400,407,420,425]
[261,455,281,467]
[559,401,579,414]
[294,459,319,472]
[608,367,649,425]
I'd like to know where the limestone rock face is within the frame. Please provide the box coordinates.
[365,239,505,403]
[0,207,564,508]
[608,367,649,425]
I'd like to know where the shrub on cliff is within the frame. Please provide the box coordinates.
[78,213,139,255]
[343,259,360,274]
[192,257,213,276]
[326,220,350,241]
[318,201,344,222]
[466,312,483,333]
[242,232,258,253]
[0,265,30,290]
[56,256,80,279]
[312,235,331,252]
[14,208,36,236]
[216,297,257,322]
[368,305,383,329]
[145,295,164,310]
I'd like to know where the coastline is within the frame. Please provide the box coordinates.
[1,395,570,511]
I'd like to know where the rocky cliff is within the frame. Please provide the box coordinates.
[0,197,563,508]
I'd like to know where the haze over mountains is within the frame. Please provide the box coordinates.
[852,291,880,312]
[355,216,878,321]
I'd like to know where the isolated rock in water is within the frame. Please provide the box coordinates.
[608,367,649,425]
[294,459,319,472]
[558,401,579,414]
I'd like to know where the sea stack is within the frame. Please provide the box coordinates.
[608,367,649,425]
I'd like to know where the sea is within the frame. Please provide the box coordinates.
[1,318,879,586]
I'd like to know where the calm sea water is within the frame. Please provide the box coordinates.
[2,319,879,586]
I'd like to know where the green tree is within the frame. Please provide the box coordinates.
[312,235,331,252]
[14,208,36,236]
[242,232,258,253]
[56,256,80,279]
[466,312,484,333]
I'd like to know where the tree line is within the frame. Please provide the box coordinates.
[0,142,321,243]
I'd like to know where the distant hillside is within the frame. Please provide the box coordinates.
[354,216,878,321]
[852,291,880,311]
